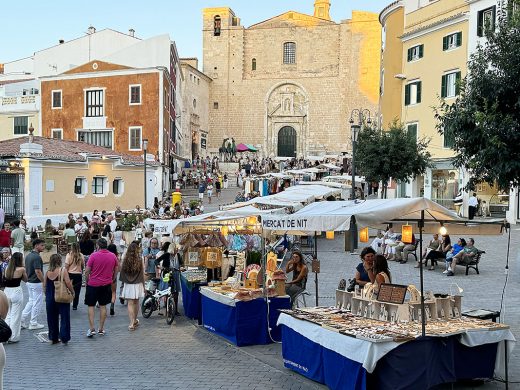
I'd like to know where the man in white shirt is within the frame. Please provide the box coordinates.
[468,193,478,220]
[74,219,87,234]
[108,215,117,233]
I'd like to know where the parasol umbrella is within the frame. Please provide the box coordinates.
[236,143,249,152]
[246,144,258,152]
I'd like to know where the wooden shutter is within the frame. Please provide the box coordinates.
[443,36,448,51]
[407,48,412,62]
[419,45,424,58]
[456,32,462,47]
[416,81,422,103]
[405,84,411,106]
[441,75,447,98]
[477,10,484,37]
[455,71,461,95]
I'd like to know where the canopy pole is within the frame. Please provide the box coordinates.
[314,231,319,306]
[419,210,426,337]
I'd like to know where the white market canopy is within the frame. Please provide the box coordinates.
[261,198,464,233]
[317,163,341,170]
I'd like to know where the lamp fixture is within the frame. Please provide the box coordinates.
[402,224,413,244]
[359,227,369,243]
[439,223,447,236]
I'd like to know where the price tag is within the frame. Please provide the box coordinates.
[312,258,320,273]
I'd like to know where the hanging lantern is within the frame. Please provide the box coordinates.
[221,226,229,236]
[439,224,448,236]
[360,227,369,243]
[247,216,258,226]
[402,224,413,244]
[326,231,335,240]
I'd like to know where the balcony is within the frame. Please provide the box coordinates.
[0,95,40,114]
[82,116,107,129]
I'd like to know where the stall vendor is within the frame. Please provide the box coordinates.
[285,251,308,301]
[354,247,376,287]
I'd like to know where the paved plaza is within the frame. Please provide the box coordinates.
[4,186,520,389]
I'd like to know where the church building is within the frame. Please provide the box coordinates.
[203,0,381,158]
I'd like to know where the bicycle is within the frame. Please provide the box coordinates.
[141,270,178,325]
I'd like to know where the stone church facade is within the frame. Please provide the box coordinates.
[203,1,381,157]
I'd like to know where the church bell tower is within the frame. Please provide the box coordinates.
[314,0,331,20]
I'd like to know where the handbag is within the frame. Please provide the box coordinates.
[54,267,74,304]
[0,318,12,343]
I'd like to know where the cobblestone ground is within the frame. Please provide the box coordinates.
[4,186,519,389]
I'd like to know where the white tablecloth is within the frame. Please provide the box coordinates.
[200,287,237,307]
[277,313,517,375]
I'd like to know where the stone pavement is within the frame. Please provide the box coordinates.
[4,186,520,389]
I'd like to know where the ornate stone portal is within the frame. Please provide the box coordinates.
[265,82,309,157]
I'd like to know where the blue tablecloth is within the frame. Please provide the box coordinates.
[281,325,499,390]
[180,275,207,324]
[201,292,291,347]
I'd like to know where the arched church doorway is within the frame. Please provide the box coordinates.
[277,126,297,157]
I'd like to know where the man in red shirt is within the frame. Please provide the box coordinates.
[0,222,11,250]
[84,238,118,338]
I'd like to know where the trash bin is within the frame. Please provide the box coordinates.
[172,191,182,207]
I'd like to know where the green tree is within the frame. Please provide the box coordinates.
[356,122,432,198]
[435,3,520,191]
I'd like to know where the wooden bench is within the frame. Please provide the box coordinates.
[464,250,485,275]
[408,239,422,262]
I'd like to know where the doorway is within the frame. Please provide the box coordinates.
[277,126,297,157]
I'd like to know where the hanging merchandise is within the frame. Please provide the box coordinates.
[201,247,223,269]
[184,248,203,267]
[235,252,246,273]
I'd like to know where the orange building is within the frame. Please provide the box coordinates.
[40,60,174,192]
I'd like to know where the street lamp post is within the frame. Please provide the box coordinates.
[143,138,149,210]
[348,109,372,252]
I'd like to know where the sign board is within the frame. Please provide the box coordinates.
[376,283,408,304]
[311,258,320,273]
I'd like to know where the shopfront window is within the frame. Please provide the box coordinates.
[475,182,509,218]
[431,170,460,209]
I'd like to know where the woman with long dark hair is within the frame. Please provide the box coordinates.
[285,251,308,301]
[120,242,144,331]
[65,242,84,310]
[4,252,27,342]
[373,255,391,294]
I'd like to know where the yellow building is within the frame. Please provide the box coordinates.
[380,0,470,207]
[203,1,381,158]
[0,134,159,227]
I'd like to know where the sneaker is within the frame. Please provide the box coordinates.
[87,329,96,338]
[28,323,45,330]
[442,270,449,274]
[97,329,106,336]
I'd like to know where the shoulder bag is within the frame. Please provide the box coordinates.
[0,318,12,343]
[54,268,74,304]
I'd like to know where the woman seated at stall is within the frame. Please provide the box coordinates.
[354,247,376,287]
[424,234,452,270]
[373,255,391,295]
[285,251,308,301]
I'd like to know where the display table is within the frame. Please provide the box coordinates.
[278,313,515,390]
[201,287,291,346]
[180,274,207,325]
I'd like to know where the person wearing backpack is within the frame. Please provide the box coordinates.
[44,254,74,344]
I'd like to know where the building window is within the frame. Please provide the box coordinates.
[441,71,462,98]
[407,44,424,62]
[92,177,106,195]
[193,99,197,109]
[113,178,124,196]
[444,128,455,149]
[52,90,62,109]
[407,123,418,140]
[477,6,496,37]
[129,85,141,105]
[252,58,257,71]
[51,129,63,139]
[404,81,422,106]
[443,32,462,51]
[85,89,104,117]
[74,177,87,196]
[214,15,221,36]
[283,42,296,64]
[13,116,28,135]
[213,102,219,109]
[129,126,142,150]
[78,130,113,148]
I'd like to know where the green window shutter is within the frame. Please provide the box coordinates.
[443,36,448,51]
[419,44,424,58]
[441,75,447,98]
[405,84,411,106]
[456,32,462,47]
[455,71,461,95]
[408,124,418,140]
[416,81,422,103]
[407,48,412,62]
[477,11,484,37]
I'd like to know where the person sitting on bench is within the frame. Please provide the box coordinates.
[447,238,478,276]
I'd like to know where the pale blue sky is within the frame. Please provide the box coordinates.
[1,0,390,64]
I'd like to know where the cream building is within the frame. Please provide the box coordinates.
[180,59,212,160]
[203,1,381,158]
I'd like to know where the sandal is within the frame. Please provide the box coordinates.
[128,325,136,331]
[134,319,140,328]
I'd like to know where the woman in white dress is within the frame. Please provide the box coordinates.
[120,242,145,331]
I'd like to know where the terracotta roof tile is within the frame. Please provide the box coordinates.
[0,136,159,166]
